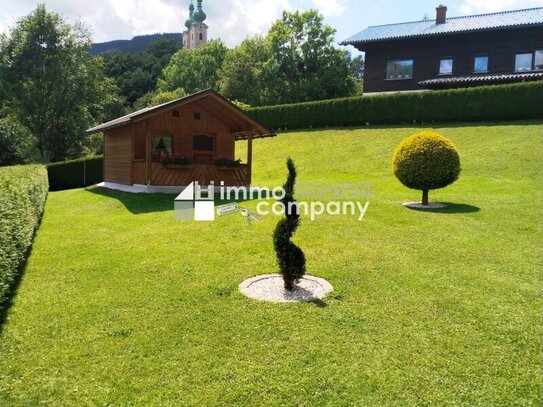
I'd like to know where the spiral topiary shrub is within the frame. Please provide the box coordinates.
[273,158,306,291]
[392,130,461,206]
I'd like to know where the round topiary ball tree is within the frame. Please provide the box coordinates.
[392,130,460,206]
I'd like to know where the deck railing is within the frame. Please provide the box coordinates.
[132,161,250,186]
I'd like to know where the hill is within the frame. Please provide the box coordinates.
[1,122,541,405]
[90,33,183,55]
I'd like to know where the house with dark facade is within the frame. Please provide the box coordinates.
[341,6,543,93]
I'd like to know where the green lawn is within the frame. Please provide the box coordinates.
[1,122,542,406]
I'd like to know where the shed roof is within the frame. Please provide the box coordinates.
[341,7,543,46]
[87,89,275,140]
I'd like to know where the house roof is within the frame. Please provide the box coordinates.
[419,72,543,89]
[341,7,543,46]
[87,89,275,140]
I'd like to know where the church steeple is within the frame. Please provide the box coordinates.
[184,1,194,29]
[183,0,208,50]
[193,0,207,23]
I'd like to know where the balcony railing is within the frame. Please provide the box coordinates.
[132,161,250,186]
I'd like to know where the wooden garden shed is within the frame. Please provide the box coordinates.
[87,89,275,188]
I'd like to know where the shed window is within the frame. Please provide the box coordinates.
[474,55,489,73]
[152,134,172,160]
[386,60,413,80]
[193,135,213,152]
[439,58,453,75]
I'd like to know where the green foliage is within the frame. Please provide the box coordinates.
[214,157,241,167]
[160,155,192,166]
[247,82,543,129]
[0,115,35,166]
[102,39,181,106]
[266,10,357,104]
[392,131,461,203]
[157,10,360,106]
[0,4,123,161]
[159,40,229,94]
[218,36,274,106]
[0,165,48,310]
[230,100,252,110]
[134,88,187,110]
[273,158,306,290]
[47,156,103,191]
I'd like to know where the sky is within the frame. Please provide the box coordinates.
[0,0,542,55]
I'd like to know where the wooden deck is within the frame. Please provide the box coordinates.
[132,162,250,186]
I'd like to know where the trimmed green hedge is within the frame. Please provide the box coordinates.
[0,165,48,310]
[246,82,543,130]
[47,156,103,191]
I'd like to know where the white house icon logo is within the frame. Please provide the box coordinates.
[174,182,215,221]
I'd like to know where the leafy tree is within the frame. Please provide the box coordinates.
[392,131,461,206]
[134,88,188,110]
[218,36,274,106]
[267,10,356,104]
[349,55,365,95]
[102,39,180,106]
[273,158,306,291]
[0,5,123,161]
[122,67,154,104]
[0,115,35,166]
[159,40,229,94]
[147,38,181,61]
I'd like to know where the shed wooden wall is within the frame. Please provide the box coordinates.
[143,102,235,159]
[360,26,543,93]
[104,127,132,184]
[103,98,239,186]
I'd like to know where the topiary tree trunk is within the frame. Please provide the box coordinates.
[422,189,429,206]
[273,158,306,291]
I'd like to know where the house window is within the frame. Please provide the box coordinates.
[474,55,489,73]
[515,52,533,72]
[194,112,201,120]
[439,58,453,75]
[515,50,543,71]
[152,134,172,160]
[535,50,543,70]
[199,33,203,41]
[386,60,413,80]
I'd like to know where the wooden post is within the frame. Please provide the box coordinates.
[145,124,152,185]
[102,133,106,183]
[247,132,253,186]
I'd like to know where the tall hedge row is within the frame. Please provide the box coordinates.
[47,155,103,191]
[0,165,48,310]
[246,82,543,130]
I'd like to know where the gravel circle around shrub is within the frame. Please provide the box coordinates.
[239,274,333,303]
[403,202,447,209]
